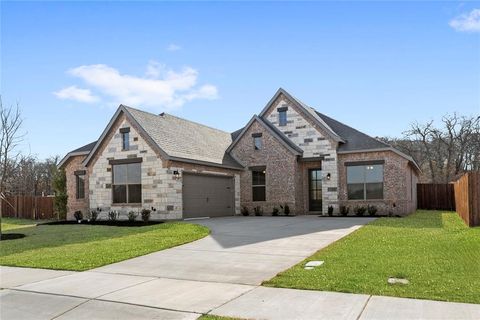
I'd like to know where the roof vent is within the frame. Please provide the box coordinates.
[159,112,165,117]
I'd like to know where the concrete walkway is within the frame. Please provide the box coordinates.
[1,216,479,319]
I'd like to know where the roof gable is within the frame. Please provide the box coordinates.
[82,105,242,169]
[226,115,303,155]
[258,88,344,143]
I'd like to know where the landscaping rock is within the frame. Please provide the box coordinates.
[388,277,409,285]
[304,261,324,270]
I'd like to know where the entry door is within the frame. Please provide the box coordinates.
[309,169,322,212]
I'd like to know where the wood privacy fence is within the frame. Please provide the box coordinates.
[453,172,480,227]
[417,183,456,211]
[1,196,55,220]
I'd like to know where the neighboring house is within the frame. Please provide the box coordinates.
[59,88,420,220]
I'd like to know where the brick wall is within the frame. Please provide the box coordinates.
[337,150,418,215]
[230,119,299,214]
[64,155,89,220]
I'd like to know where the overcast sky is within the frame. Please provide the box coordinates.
[2,1,479,159]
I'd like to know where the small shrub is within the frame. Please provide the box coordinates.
[108,211,118,221]
[354,206,367,217]
[272,207,279,216]
[241,206,249,216]
[327,205,334,216]
[128,211,138,222]
[367,205,378,216]
[89,210,98,222]
[254,206,263,216]
[73,210,83,221]
[340,205,349,216]
[280,204,290,216]
[141,209,151,222]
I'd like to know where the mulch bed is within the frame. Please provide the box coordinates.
[40,220,164,227]
[1,233,26,240]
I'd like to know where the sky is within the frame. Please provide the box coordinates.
[1,1,479,160]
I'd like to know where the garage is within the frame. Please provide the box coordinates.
[182,173,235,218]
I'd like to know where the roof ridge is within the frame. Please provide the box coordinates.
[160,112,232,136]
[122,104,231,136]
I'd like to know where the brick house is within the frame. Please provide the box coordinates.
[59,88,419,220]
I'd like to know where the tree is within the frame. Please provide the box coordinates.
[52,167,68,220]
[0,98,24,239]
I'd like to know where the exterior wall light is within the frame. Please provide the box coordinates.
[173,170,181,180]
[326,173,331,180]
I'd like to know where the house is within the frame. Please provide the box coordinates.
[59,88,420,220]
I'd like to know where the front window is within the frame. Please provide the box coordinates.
[112,162,141,204]
[76,175,85,199]
[252,169,266,201]
[254,136,262,150]
[122,132,130,151]
[279,110,287,126]
[347,164,383,200]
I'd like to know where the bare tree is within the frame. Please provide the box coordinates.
[0,98,24,239]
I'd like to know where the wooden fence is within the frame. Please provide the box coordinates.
[453,172,480,227]
[417,183,456,211]
[1,195,55,220]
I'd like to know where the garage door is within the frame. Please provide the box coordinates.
[183,173,235,219]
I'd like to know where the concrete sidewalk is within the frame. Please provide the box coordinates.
[2,266,480,320]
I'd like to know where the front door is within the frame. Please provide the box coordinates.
[309,169,322,212]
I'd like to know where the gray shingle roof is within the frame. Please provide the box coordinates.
[124,106,242,169]
[313,110,390,152]
[71,141,97,153]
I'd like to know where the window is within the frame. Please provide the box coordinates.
[112,162,141,204]
[76,174,85,199]
[252,169,266,201]
[254,136,262,150]
[279,110,287,126]
[347,164,383,200]
[121,132,130,150]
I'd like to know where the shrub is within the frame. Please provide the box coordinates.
[241,206,249,216]
[367,205,378,216]
[340,206,349,216]
[141,209,151,222]
[108,211,118,221]
[87,210,98,222]
[354,206,367,217]
[327,205,334,216]
[128,211,138,222]
[272,207,279,216]
[280,204,290,216]
[73,210,83,221]
[52,168,68,220]
[254,206,263,216]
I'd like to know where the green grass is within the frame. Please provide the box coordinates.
[264,210,480,304]
[0,218,209,271]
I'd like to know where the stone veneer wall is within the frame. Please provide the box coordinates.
[264,94,339,213]
[64,155,89,220]
[167,160,241,215]
[230,119,300,214]
[337,150,418,215]
[88,112,242,220]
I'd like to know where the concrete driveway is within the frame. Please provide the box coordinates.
[1,216,373,319]
[93,216,370,285]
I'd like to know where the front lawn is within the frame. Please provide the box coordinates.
[0,218,209,271]
[264,210,480,304]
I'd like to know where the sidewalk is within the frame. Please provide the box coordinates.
[2,266,480,320]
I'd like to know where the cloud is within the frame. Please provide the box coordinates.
[449,9,480,32]
[166,43,181,51]
[58,62,218,110]
[53,86,99,103]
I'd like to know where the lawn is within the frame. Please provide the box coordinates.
[264,210,480,304]
[0,218,209,271]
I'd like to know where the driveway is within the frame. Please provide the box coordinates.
[1,216,372,319]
